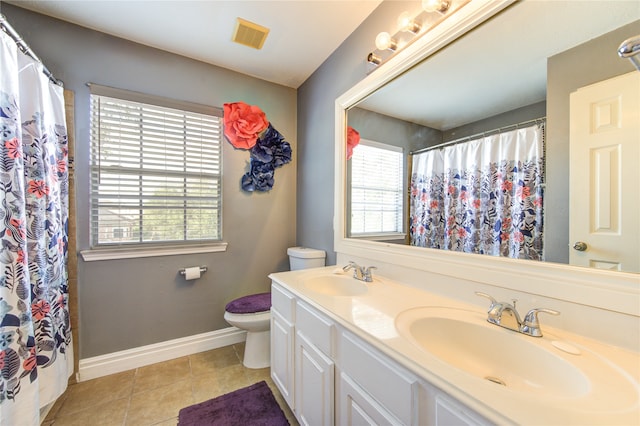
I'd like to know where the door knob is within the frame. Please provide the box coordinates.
[572,241,588,251]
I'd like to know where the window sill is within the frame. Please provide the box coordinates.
[80,242,228,262]
[349,233,406,241]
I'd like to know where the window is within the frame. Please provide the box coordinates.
[349,139,404,237]
[89,85,223,248]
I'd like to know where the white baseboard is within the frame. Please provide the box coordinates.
[78,327,247,382]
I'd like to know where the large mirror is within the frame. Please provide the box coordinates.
[344,0,640,274]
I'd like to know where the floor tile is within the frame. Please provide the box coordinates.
[126,378,194,425]
[191,363,251,404]
[133,356,191,394]
[56,370,134,417]
[153,417,179,426]
[189,345,241,376]
[53,397,129,426]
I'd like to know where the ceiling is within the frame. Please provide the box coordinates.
[4,0,382,88]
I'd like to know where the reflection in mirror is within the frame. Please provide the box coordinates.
[345,1,640,273]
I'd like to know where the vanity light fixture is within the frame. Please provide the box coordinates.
[398,11,422,34]
[366,0,465,70]
[375,31,398,51]
[367,52,382,65]
[422,0,450,13]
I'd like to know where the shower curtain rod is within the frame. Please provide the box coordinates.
[0,13,63,86]
[618,35,640,71]
[409,117,546,155]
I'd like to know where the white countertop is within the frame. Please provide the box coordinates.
[270,266,640,426]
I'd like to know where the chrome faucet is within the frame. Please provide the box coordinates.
[343,261,376,282]
[475,292,559,337]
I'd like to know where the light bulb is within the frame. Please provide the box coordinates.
[422,0,450,13]
[397,11,421,34]
[375,32,397,51]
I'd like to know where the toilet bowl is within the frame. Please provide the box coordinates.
[224,292,272,369]
[224,247,326,369]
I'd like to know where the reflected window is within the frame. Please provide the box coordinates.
[350,140,404,237]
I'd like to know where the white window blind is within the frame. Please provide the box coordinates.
[350,139,404,235]
[89,85,223,247]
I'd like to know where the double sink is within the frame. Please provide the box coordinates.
[299,271,639,413]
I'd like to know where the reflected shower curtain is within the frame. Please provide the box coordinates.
[0,31,72,424]
[410,124,544,260]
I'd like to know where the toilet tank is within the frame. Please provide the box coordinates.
[287,247,326,271]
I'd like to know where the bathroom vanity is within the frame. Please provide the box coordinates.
[269,267,640,426]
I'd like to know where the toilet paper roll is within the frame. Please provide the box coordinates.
[183,266,201,280]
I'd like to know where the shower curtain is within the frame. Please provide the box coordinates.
[410,123,544,260]
[0,30,73,425]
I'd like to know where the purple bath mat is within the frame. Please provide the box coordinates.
[178,381,289,426]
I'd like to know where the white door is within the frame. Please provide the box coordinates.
[569,71,640,272]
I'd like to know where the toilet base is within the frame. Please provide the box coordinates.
[242,329,270,369]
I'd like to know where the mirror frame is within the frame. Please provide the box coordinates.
[334,0,638,316]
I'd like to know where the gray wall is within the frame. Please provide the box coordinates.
[348,107,441,152]
[2,3,297,358]
[297,1,415,265]
[442,101,546,143]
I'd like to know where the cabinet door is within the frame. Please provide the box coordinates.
[271,310,294,408]
[338,372,403,426]
[295,332,335,426]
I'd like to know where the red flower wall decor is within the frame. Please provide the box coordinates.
[223,102,269,149]
[346,126,360,160]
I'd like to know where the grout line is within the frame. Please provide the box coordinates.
[121,367,138,426]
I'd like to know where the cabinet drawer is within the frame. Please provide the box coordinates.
[339,331,418,425]
[435,394,491,426]
[296,301,334,356]
[271,282,295,322]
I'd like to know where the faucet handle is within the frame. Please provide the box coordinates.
[521,308,560,337]
[362,266,377,282]
[343,261,358,271]
[475,292,498,307]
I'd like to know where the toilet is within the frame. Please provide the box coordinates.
[224,246,326,368]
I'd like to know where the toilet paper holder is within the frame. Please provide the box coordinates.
[179,266,208,276]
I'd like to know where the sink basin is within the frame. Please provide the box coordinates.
[395,307,590,398]
[303,274,368,296]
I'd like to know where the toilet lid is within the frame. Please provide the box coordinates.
[225,292,271,314]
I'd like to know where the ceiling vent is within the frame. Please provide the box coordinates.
[232,18,270,50]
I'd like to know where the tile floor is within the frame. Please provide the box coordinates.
[42,343,298,426]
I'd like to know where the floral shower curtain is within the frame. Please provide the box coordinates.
[0,30,73,425]
[410,123,544,260]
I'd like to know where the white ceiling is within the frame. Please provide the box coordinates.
[5,0,383,88]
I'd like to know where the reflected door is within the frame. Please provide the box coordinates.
[569,71,640,272]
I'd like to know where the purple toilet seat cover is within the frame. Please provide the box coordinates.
[225,292,271,314]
